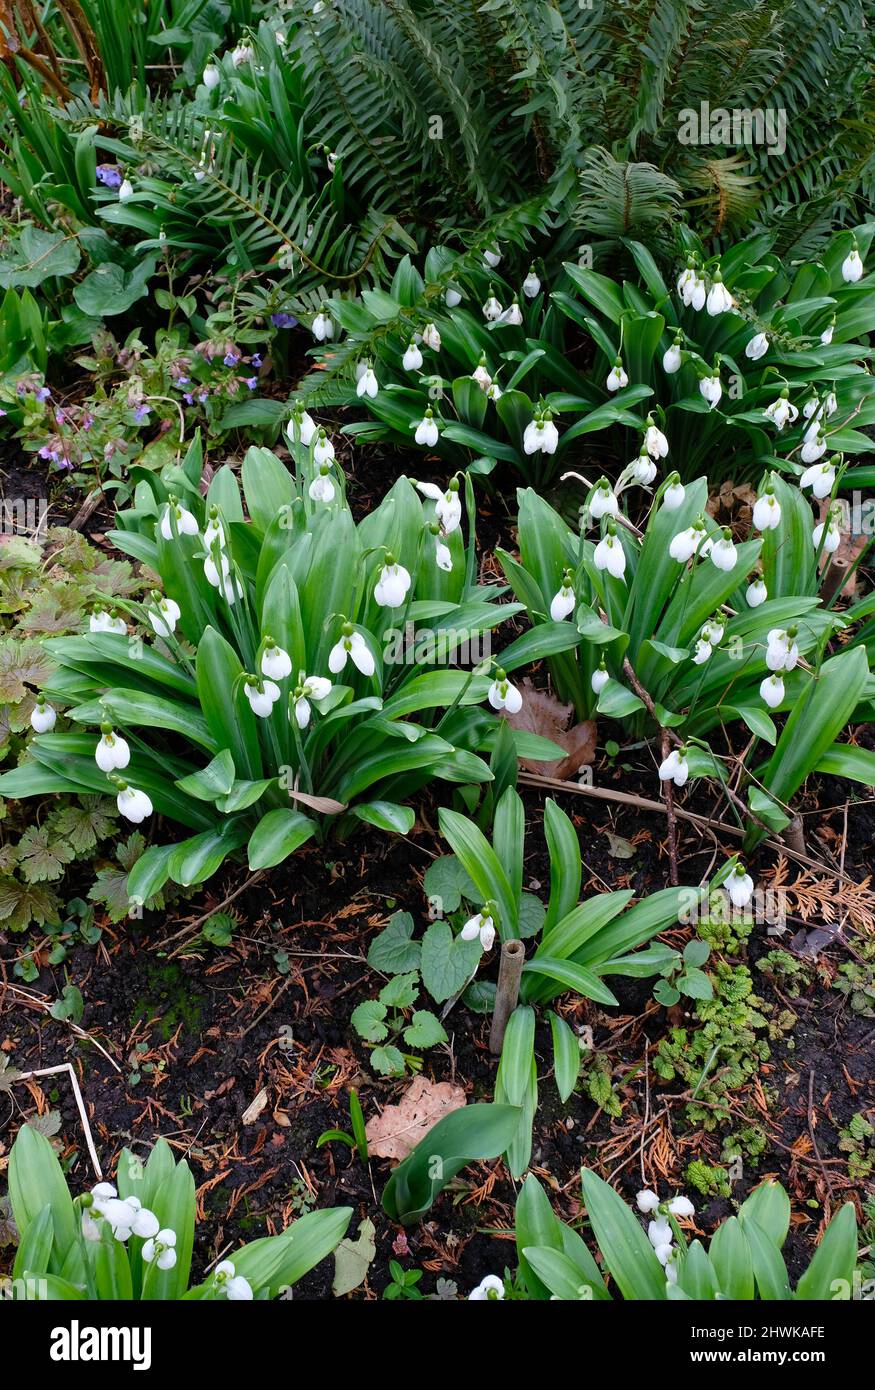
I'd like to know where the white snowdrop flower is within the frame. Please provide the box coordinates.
[312,309,334,343]
[142,1228,177,1270]
[820,322,835,345]
[591,662,609,695]
[631,452,658,486]
[116,785,153,824]
[662,475,685,511]
[594,531,627,579]
[499,299,523,326]
[760,673,784,708]
[745,332,769,360]
[203,510,226,551]
[766,627,799,672]
[313,430,336,467]
[487,670,522,715]
[244,679,281,718]
[667,1195,695,1219]
[665,1260,679,1285]
[416,480,461,532]
[764,392,798,431]
[309,468,335,503]
[356,364,378,398]
[483,246,501,269]
[685,274,706,311]
[231,43,253,66]
[402,342,423,372]
[803,413,824,443]
[261,643,292,681]
[644,421,669,459]
[590,479,619,520]
[95,728,130,772]
[606,358,628,392]
[802,396,821,421]
[523,416,558,455]
[752,490,781,531]
[90,1182,117,1212]
[293,674,332,729]
[662,342,682,374]
[636,1189,661,1214]
[374,557,412,609]
[444,288,462,308]
[482,293,503,322]
[329,626,375,677]
[460,910,497,952]
[648,1216,673,1249]
[472,362,492,391]
[469,1273,505,1301]
[523,267,541,298]
[422,322,441,351]
[669,521,705,563]
[692,637,713,665]
[746,577,767,608]
[841,246,864,283]
[160,500,199,541]
[485,382,502,402]
[203,63,220,89]
[800,459,835,498]
[414,410,439,447]
[149,595,181,637]
[214,1260,253,1301]
[82,1212,102,1242]
[89,608,126,634]
[30,699,56,734]
[727,866,754,909]
[326,150,338,173]
[658,747,689,787]
[434,536,452,572]
[813,515,841,553]
[118,178,133,202]
[699,371,722,409]
[706,276,733,316]
[825,391,838,417]
[653,1242,674,1267]
[676,261,697,297]
[550,574,576,621]
[800,432,827,464]
[701,616,725,647]
[287,410,317,447]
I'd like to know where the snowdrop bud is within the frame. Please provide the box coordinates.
[699,371,722,408]
[313,429,335,467]
[523,266,541,298]
[287,408,317,447]
[203,63,220,89]
[594,527,627,578]
[727,865,754,908]
[631,451,657,486]
[661,474,685,511]
[644,416,669,459]
[472,360,492,390]
[95,725,131,772]
[487,668,522,715]
[800,457,836,498]
[231,43,252,66]
[706,273,733,316]
[244,679,281,718]
[710,529,738,572]
[760,673,784,708]
[402,342,423,372]
[766,626,799,672]
[261,641,292,681]
[662,341,682,374]
[422,322,441,351]
[841,244,864,283]
[329,624,375,677]
[523,414,558,455]
[746,577,767,608]
[745,331,769,360]
[444,288,462,308]
[312,308,334,343]
[692,637,713,665]
[667,1195,695,1219]
[636,1189,661,1214]
[30,699,56,734]
[550,571,576,621]
[658,747,689,787]
[591,661,609,695]
[752,487,781,531]
[482,290,503,321]
[813,513,841,553]
[414,409,439,447]
[825,391,838,417]
[820,319,835,346]
[203,507,226,551]
[149,594,181,637]
[590,478,619,520]
[800,431,828,464]
[606,357,628,392]
[118,178,133,201]
[702,616,725,647]
[483,245,501,269]
[468,1274,505,1300]
[90,607,126,634]
[356,363,378,398]
[374,554,412,608]
[116,784,153,823]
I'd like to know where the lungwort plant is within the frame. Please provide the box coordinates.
[0,433,574,903]
[5,1125,350,1301]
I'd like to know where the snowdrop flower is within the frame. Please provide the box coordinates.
[760,673,784,709]
[825,391,838,417]
[658,747,689,787]
[118,178,133,201]
[287,408,317,447]
[244,678,281,718]
[802,396,821,421]
[706,273,733,316]
[485,382,502,402]
[482,290,503,322]
[444,287,462,308]
[644,417,669,460]
[414,409,439,447]
[309,466,335,503]
[648,1216,673,1250]
[820,319,835,346]
[469,1274,505,1301]
[680,268,706,311]
[631,451,657,486]
[676,259,697,298]
[813,510,842,553]
[203,552,237,601]
[293,674,332,729]
[746,577,767,608]
[95,726,130,772]
[606,357,628,392]
[663,340,683,374]
[231,43,253,66]
[594,528,627,579]
[483,245,501,269]
[589,478,619,520]
[374,555,412,608]
[160,498,199,541]
[764,390,798,431]
[402,341,423,372]
[149,594,181,637]
[800,432,827,464]
[701,616,725,647]
[434,535,452,572]
[667,1195,695,1219]
[699,370,722,409]
[422,322,441,351]
[326,150,338,174]
[841,244,864,283]
[752,487,781,531]
[550,570,576,621]
[90,1182,118,1213]
[312,308,334,342]
[653,1242,674,1267]
[499,299,523,326]
[472,359,492,391]
[766,627,799,672]
[142,1228,177,1271]
[636,1189,661,1214]
[745,331,769,360]
[329,624,375,677]
[313,429,336,467]
[203,508,226,551]
[416,479,461,532]
[116,784,153,824]
[669,520,706,563]
[693,636,713,665]
[523,266,541,298]
[661,474,685,511]
[460,908,497,951]
[261,641,292,681]
[356,363,378,398]
[30,699,56,734]
[100,1197,159,1242]
[800,457,836,498]
[90,607,127,635]
[727,865,754,908]
[203,63,220,89]
[591,661,609,695]
[523,414,559,455]
[214,1260,253,1301]
[487,668,522,714]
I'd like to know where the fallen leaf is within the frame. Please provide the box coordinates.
[365,1075,466,1161]
[506,681,597,778]
[241,1087,268,1124]
[333,1217,376,1297]
[605,832,635,859]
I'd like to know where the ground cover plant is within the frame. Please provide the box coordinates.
[1,0,874,1344]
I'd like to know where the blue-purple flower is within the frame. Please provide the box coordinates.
[270,312,297,329]
[96,164,123,189]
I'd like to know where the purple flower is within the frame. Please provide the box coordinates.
[177,376,190,386]
[197,390,209,403]
[223,350,240,367]
[245,377,257,390]
[251,353,263,368]
[270,312,297,329]
[36,387,51,403]
[134,404,150,423]
[183,392,194,405]
[82,412,94,431]
[96,164,123,189]
[0,408,6,418]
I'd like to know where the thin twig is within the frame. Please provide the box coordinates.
[15,1063,103,1179]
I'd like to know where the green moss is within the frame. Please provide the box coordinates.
[130,960,203,1041]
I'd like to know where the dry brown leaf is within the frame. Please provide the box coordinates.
[506,680,596,778]
[365,1076,466,1161]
